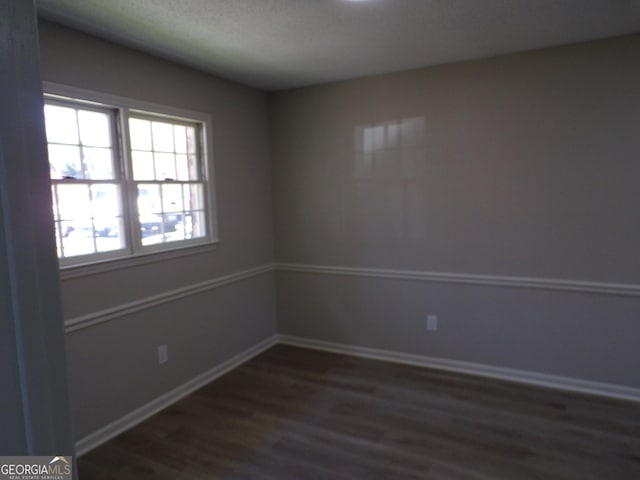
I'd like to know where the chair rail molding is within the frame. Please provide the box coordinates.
[276,263,640,297]
[65,263,275,333]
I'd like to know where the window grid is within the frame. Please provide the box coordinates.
[128,115,207,247]
[45,101,126,262]
[44,93,212,267]
[50,181,125,259]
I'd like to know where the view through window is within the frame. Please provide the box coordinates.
[128,116,207,247]
[44,92,212,266]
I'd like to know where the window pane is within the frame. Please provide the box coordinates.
[95,218,125,252]
[188,155,199,180]
[78,110,111,147]
[83,147,114,179]
[188,211,207,239]
[44,105,78,144]
[163,214,185,243]
[129,118,152,151]
[48,144,81,179]
[151,121,174,152]
[174,125,187,153]
[138,184,162,214]
[138,183,183,242]
[163,212,182,233]
[176,155,200,181]
[61,220,95,257]
[184,185,206,239]
[137,181,206,245]
[186,126,198,155]
[91,184,121,218]
[184,184,205,211]
[53,183,125,258]
[56,184,91,220]
[132,151,155,180]
[176,155,190,181]
[93,216,122,239]
[154,153,176,180]
[140,214,164,245]
[162,184,183,213]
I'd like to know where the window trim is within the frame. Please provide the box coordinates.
[43,82,220,274]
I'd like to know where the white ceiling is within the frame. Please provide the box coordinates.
[36,0,640,91]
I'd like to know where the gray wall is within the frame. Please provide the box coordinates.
[37,20,640,445]
[272,35,640,388]
[38,21,277,440]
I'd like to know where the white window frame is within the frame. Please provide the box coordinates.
[44,82,219,275]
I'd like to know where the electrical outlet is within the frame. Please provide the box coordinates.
[157,344,168,365]
[426,314,438,331]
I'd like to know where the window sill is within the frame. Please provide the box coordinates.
[59,241,219,281]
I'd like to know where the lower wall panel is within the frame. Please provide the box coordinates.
[74,335,278,455]
[69,266,640,453]
[276,269,640,391]
[65,271,277,443]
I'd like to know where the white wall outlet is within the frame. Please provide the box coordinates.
[157,344,168,365]
[426,314,438,331]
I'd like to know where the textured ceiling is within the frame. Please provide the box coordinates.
[36,0,640,91]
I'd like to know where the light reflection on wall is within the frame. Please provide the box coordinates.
[352,116,428,240]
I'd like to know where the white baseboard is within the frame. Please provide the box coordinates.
[75,335,278,456]
[278,335,640,403]
[76,333,640,456]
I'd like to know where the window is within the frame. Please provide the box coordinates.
[43,85,217,267]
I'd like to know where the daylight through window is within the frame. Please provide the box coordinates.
[44,91,213,267]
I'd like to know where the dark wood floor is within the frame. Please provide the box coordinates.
[79,345,640,479]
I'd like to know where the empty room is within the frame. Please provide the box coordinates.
[1,1,639,479]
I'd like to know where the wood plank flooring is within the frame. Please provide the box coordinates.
[78,345,640,479]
